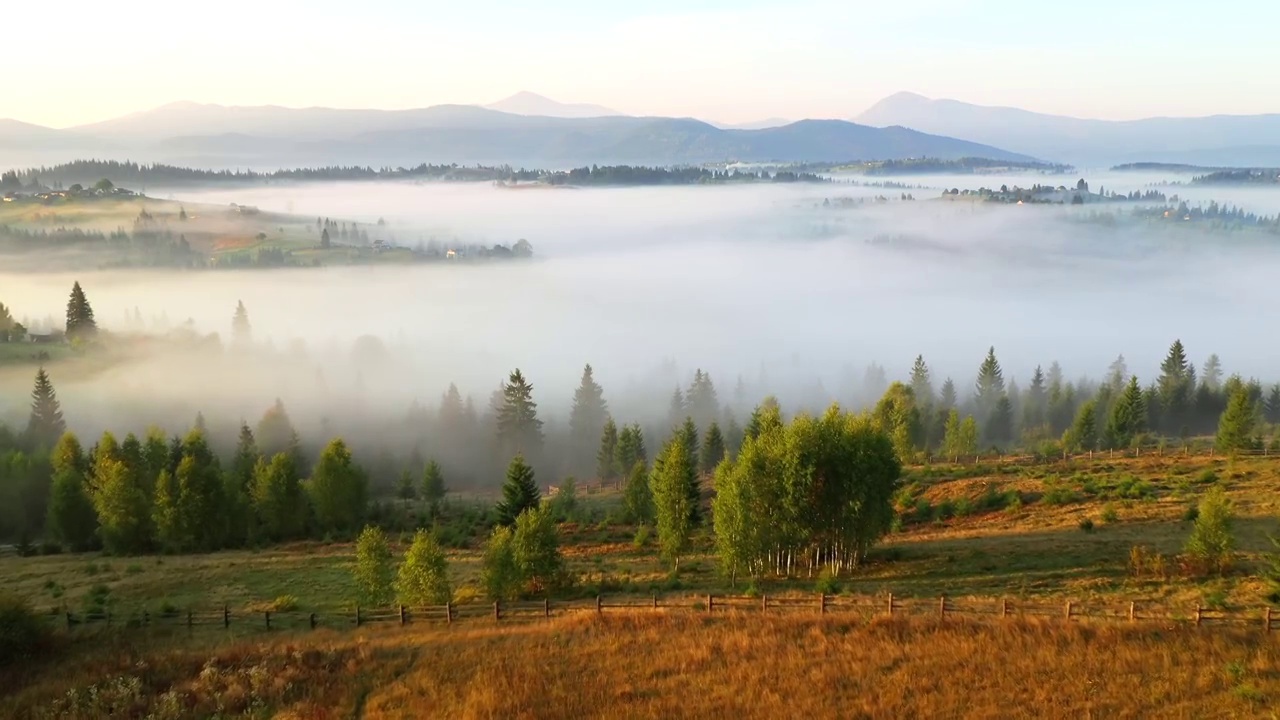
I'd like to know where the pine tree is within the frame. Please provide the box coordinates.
[862,363,888,402]
[230,423,259,494]
[354,525,394,606]
[678,418,702,524]
[686,370,720,427]
[1216,385,1258,454]
[65,281,97,339]
[173,432,226,552]
[496,455,539,527]
[231,301,251,346]
[596,417,620,480]
[396,529,452,606]
[974,347,1005,419]
[421,460,447,515]
[512,504,564,594]
[26,368,66,449]
[1202,354,1224,392]
[909,355,934,407]
[568,364,607,476]
[700,422,726,475]
[496,370,543,458]
[321,228,331,249]
[252,453,308,541]
[1106,355,1128,391]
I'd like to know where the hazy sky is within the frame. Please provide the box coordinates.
[6,0,1278,128]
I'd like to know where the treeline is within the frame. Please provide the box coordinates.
[542,166,826,186]
[1,161,538,190]
[1193,169,1280,185]
[862,157,1072,176]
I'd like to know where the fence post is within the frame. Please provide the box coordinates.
[223,605,230,629]
[356,606,362,627]
[265,611,271,630]
[596,595,602,615]
[1065,601,1072,621]
[819,592,826,615]
[707,594,714,613]
[399,605,407,626]
[1266,607,1272,633]
[1196,605,1203,627]
[446,602,452,625]
[544,598,550,618]
[1001,598,1008,619]
[494,601,501,621]
[310,613,317,630]
[1129,602,1135,622]
[887,592,894,617]
[762,593,768,612]
[939,595,946,620]
[652,593,658,610]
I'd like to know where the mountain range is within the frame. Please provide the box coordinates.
[856,92,1280,167]
[0,93,1030,171]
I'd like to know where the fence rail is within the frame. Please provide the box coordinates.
[45,592,1280,637]
[916,443,1279,467]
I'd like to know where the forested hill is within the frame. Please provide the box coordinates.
[2,161,825,191]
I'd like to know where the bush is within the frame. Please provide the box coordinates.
[1196,469,1218,485]
[1101,504,1119,524]
[1128,545,1168,580]
[1078,518,1095,533]
[1182,504,1200,523]
[0,593,51,667]
[632,524,652,549]
[1041,479,1079,506]
[814,568,840,595]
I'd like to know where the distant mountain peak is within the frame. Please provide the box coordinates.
[484,92,621,119]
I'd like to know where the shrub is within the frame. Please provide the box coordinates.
[353,525,394,606]
[814,568,840,595]
[633,524,652,549]
[1182,504,1200,522]
[1196,469,1218,485]
[1101,504,1119,524]
[1041,481,1079,506]
[1078,518,1095,533]
[0,593,50,667]
[396,530,452,607]
[1128,545,1168,580]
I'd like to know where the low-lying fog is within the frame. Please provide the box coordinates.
[3,173,1279,461]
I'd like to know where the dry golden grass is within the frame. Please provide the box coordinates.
[5,613,1279,719]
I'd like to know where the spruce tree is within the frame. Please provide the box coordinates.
[256,399,299,460]
[496,455,540,527]
[1106,355,1128,391]
[496,369,543,458]
[617,424,647,471]
[1216,386,1258,454]
[1022,365,1047,436]
[909,355,934,408]
[1266,385,1280,425]
[686,369,720,427]
[421,460,446,516]
[974,347,1005,419]
[1158,339,1193,436]
[321,228,331,248]
[569,364,608,475]
[1065,401,1098,452]
[622,460,654,523]
[231,300,252,346]
[1104,377,1148,449]
[230,423,259,493]
[986,394,1014,448]
[596,417,620,480]
[667,386,685,430]
[938,378,957,410]
[1202,354,1224,393]
[65,281,97,339]
[26,367,66,449]
[700,422,726,475]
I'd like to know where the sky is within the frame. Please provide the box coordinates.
[5,0,1279,128]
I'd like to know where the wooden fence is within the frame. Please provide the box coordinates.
[47,592,1280,636]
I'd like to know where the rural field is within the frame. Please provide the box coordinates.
[4,451,1280,718]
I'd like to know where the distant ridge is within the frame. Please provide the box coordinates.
[484,91,621,119]
[0,98,1032,169]
[856,92,1280,166]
